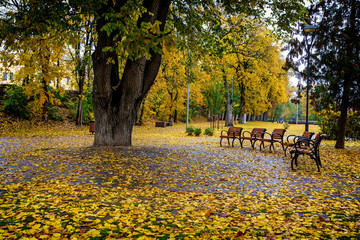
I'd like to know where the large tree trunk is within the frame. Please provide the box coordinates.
[92,0,171,146]
[40,45,50,123]
[223,69,233,126]
[174,109,178,123]
[135,99,146,126]
[335,89,349,148]
[238,114,246,124]
[263,110,269,122]
[76,67,85,126]
[335,0,356,149]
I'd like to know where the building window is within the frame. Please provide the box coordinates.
[3,73,7,81]
[9,72,13,80]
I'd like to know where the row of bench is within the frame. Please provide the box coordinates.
[220,127,326,172]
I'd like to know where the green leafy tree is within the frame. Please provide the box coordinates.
[286,0,360,148]
[67,15,95,126]
[0,0,308,146]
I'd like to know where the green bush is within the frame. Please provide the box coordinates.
[186,126,195,136]
[49,107,63,121]
[204,127,214,136]
[319,110,360,140]
[3,86,31,119]
[194,128,202,136]
[82,89,94,124]
[51,88,68,103]
[66,88,94,124]
[283,122,290,129]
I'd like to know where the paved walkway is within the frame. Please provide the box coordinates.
[1,136,359,200]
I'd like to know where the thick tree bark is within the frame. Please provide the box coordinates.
[335,0,356,149]
[237,80,246,123]
[76,67,85,126]
[135,99,146,126]
[174,109,178,123]
[92,0,171,146]
[238,114,246,124]
[40,46,50,123]
[263,111,269,122]
[335,88,349,148]
[223,69,233,127]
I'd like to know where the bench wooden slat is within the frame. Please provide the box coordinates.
[290,133,326,172]
[257,128,286,152]
[220,127,243,147]
[239,128,267,149]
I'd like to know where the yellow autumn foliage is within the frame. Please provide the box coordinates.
[0,120,359,239]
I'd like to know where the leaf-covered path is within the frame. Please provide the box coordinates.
[0,122,359,239]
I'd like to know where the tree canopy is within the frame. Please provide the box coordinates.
[0,0,308,146]
[285,0,360,148]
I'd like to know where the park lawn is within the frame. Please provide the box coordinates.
[0,120,359,239]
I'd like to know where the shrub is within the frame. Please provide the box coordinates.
[49,107,63,121]
[186,126,195,136]
[51,88,68,103]
[283,121,290,129]
[3,86,31,119]
[66,88,94,124]
[194,128,202,136]
[319,110,360,140]
[82,89,94,124]
[204,127,214,136]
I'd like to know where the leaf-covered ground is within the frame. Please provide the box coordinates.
[0,121,359,239]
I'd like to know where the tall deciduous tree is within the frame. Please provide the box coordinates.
[1,0,307,146]
[313,0,360,148]
[68,15,95,126]
[286,0,360,148]
[226,23,290,122]
[0,32,69,121]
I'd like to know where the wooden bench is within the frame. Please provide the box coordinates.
[257,128,286,153]
[238,128,266,149]
[220,127,243,147]
[284,131,315,156]
[290,133,326,172]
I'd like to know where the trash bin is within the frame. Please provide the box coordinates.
[89,121,95,134]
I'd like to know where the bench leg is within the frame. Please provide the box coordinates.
[291,154,299,170]
[251,140,256,149]
[260,141,265,151]
[284,146,288,156]
[269,142,274,152]
[232,138,239,147]
[316,151,322,167]
[239,139,244,148]
[311,155,321,172]
[281,143,286,154]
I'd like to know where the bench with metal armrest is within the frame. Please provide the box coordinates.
[290,133,326,172]
[220,127,243,147]
[257,128,286,153]
[236,128,266,149]
[283,131,315,156]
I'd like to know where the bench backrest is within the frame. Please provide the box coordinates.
[303,131,315,139]
[297,133,326,152]
[272,128,286,139]
[228,127,242,137]
[251,128,266,138]
[313,134,326,149]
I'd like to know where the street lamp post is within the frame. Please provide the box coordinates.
[303,24,317,132]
